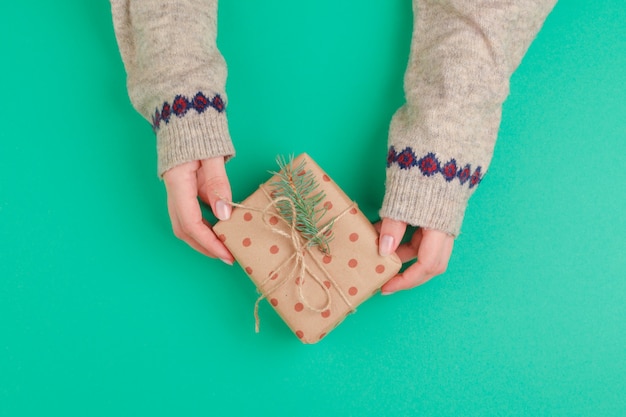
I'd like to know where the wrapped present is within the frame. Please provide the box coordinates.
[213,153,401,343]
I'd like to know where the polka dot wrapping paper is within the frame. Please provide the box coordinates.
[213,153,402,343]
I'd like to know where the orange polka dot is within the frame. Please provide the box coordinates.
[242,237,251,247]
[323,255,332,264]
[348,259,358,268]
[270,272,279,280]
[270,298,278,306]
[324,201,333,210]
[323,280,331,289]
[243,212,253,221]
[245,266,253,274]
[350,207,358,215]
[319,332,326,339]
[218,234,226,242]
[296,169,306,176]
[322,174,330,182]
[375,264,385,274]
[324,229,332,237]
[269,216,279,225]
[349,232,359,242]
[348,286,358,296]
[294,303,304,312]
[270,245,279,254]
[295,330,304,339]
[321,309,331,318]
[295,276,302,285]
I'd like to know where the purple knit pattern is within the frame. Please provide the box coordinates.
[151,92,225,132]
[387,146,483,188]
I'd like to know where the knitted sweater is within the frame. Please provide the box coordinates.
[110,0,555,236]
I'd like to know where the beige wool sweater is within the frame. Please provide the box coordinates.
[111,0,555,236]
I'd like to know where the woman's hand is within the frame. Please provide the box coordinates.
[377,218,454,294]
[162,157,234,265]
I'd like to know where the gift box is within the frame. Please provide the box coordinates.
[213,153,402,343]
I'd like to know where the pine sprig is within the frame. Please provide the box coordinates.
[270,155,333,254]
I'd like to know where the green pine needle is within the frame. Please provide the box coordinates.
[270,155,333,254]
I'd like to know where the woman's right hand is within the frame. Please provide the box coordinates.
[162,156,234,265]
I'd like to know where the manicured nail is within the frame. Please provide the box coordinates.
[379,234,394,257]
[220,258,234,266]
[215,199,231,221]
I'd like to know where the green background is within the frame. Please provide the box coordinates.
[1,1,625,416]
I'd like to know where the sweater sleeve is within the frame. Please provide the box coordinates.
[110,0,234,177]
[380,0,556,236]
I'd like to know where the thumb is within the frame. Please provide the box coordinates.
[378,217,408,257]
[199,157,232,221]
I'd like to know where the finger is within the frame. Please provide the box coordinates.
[168,199,222,258]
[381,230,453,294]
[166,166,234,262]
[199,157,232,221]
[395,227,424,263]
[378,218,408,257]
[171,218,217,258]
[174,193,234,262]
[380,265,435,295]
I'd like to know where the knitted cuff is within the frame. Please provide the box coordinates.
[156,109,234,177]
[379,166,475,237]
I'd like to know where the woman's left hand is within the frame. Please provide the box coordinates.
[376,218,455,295]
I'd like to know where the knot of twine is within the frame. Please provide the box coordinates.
[229,185,357,332]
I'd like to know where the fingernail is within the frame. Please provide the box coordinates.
[220,258,234,266]
[379,234,394,257]
[215,199,231,221]
[381,291,395,296]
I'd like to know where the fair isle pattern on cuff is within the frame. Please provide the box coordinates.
[387,146,483,188]
[151,92,225,132]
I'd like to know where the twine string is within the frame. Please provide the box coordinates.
[226,185,357,332]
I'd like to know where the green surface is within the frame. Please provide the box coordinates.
[1,1,625,416]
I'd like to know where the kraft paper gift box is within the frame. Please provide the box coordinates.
[213,153,402,344]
